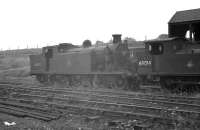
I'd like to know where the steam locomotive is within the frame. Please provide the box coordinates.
[30,8,200,94]
[30,34,152,90]
[145,8,200,94]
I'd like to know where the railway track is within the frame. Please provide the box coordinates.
[4,85,200,112]
[8,92,200,121]
[1,83,200,103]
[0,82,200,130]
[1,81,200,104]
[0,98,60,121]
[2,83,200,105]
[1,83,200,123]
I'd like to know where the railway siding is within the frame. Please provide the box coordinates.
[1,83,200,124]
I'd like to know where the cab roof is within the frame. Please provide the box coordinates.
[145,37,186,44]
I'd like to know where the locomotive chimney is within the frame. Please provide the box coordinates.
[112,34,122,44]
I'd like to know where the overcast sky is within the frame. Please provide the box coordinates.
[0,0,199,50]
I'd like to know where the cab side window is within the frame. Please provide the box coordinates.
[148,43,164,55]
[45,48,53,58]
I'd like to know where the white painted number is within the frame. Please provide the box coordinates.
[139,61,152,66]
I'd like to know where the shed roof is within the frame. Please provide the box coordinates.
[169,8,200,24]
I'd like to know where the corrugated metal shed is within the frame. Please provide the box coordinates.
[169,8,200,24]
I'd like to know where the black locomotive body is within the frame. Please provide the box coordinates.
[129,46,153,84]
[30,34,152,90]
[145,8,200,94]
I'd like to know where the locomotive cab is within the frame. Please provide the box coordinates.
[146,37,188,55]
[146,8,200,94]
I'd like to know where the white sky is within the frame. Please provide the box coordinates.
[0,0,199,50]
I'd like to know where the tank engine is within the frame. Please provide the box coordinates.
[145,8,200,94]
[30,34,152,90]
